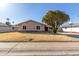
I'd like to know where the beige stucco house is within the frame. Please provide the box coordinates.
[15,20,52,32]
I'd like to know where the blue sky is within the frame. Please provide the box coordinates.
[0,3,79,24]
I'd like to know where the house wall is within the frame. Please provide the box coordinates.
[15,21,45,31]
[0,26,13,32]
[62,27,79,32]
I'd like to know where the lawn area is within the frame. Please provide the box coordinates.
[0,32,78,42]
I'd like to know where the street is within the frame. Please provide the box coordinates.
[0,42,79,56]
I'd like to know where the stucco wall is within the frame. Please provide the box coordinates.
[0,26,13,32]
[15,21,45,31]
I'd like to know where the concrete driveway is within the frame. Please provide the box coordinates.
[0,42,79,56]
[66,34,79,39]
[59,32,79,39]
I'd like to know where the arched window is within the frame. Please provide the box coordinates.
[23,26,26,29]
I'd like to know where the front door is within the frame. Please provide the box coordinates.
[45,27,48,31]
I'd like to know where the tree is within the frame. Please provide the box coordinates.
[12,21,14,25]
[6,18,11,25]
[42,10,70,34]
[6,18,9,22]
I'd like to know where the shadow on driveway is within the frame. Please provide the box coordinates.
[64,34,79,39]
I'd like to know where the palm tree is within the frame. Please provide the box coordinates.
[12,21,14,25]
[6,18,10,22]
[6,18,11,25]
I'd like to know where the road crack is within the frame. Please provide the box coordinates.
[4,42,20,55]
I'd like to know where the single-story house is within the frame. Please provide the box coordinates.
[0,20,63,32]
[0,22,14,32]
[62,23,79,32]
[15,20,52,32]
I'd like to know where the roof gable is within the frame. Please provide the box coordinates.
[16,20,45,26]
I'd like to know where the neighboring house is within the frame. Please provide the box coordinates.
[62,23,79,32]
[0,22,14,32]
[15,20,52,32]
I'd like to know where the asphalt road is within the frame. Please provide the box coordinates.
[0,42,79,56]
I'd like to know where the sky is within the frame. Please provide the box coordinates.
[0,3,79,24]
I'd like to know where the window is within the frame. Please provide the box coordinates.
[36,26,40,30]
[23,26,26,29]
[12,27,15,30]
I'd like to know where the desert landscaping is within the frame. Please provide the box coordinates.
[0,32,78,42]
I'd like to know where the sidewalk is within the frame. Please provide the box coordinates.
[0,42,79,56]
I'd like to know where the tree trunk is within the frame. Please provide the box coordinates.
[53,27,58,34]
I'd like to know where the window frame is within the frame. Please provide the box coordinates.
[23,26,26,30]
[36,26,40,30]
